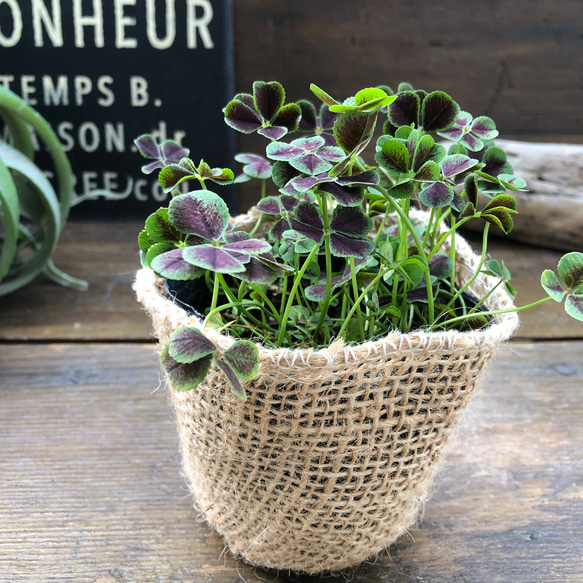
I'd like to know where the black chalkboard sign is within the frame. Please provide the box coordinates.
[0,0,235,218]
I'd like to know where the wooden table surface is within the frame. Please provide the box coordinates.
[1,222,582,583]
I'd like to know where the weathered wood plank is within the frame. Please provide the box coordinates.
[1,342,581,582]
[0,221,152,342]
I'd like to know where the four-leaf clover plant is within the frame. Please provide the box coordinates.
[136,80,583,401]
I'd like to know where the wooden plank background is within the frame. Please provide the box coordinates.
[232,0,583,137]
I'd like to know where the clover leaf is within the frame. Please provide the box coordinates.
[234,153,272,183]
[437,111,499,151]
[541,252,583,321]
[150,191,274,282]
[158,158,234,193]
[224,81,302,140]
[296,100,339,145]
[134,134,189,174]
[162,326,260,401]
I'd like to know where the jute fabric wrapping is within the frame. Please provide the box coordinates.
[134,210,519,574]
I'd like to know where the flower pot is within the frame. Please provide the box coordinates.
[133,213,518,574]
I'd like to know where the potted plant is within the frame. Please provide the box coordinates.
[0,86,126,296]
[133,81,583,574]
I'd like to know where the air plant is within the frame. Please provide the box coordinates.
[0,86,126,296]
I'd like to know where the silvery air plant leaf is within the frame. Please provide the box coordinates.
[150,191,273,280]
[437,111,499,151]
[134,134,189,174]
[161,326,260,401]
[224,81,302,140]
[541,252,583,321]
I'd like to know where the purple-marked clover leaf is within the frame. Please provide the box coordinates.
[296,100,339,145]
[329,206,374,258]
[421,91,460,132]
[388,91,421,128]
[159,158,234,192]
[558,252,583,290]
[480,146,514,178]
[333,110,378,159]
[224,81,302,140]
[542,253,583,321]
[305,257,370,301]
[160,344,212,392]
[169,191,230,240]
[288,201,325,245]
[150,248,204,280]
[266,136,345,176]
[479,194,518,233]
[429,254,453,280]
[139,208,184,267]
[441,154,481,184]
[388,90,459,132]
[222,340,260,380]
[134,134,189,174]
[437,112,499,151]
[290,169,378,206]
[214,360,247,401]
[234,153,272,183]
[168,326,216,363]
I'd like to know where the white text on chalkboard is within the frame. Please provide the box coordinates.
[0,0,215,49]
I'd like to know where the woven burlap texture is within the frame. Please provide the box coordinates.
[134,210,519,574]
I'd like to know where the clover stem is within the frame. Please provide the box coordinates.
[277,244,320,347]
[210,271,220,314]
[437,296,555,329]
[373,204,391,245]
[449,215,457,294]
[313,192,333,340]
[377,185,436,325]
[338,269,388,340]
[440,222,491,317]
[349,256,365,342]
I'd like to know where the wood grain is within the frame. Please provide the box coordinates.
[233,0,583,137]
[0,222,152,342]
[1,342,581,582]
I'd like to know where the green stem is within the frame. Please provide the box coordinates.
[210,271,220,313]
[440,223,491,317]
[337,269,389,340]
[349,256,365,342]
[277,244,320,347]
[438,296,554,329]
[313,192,333,339]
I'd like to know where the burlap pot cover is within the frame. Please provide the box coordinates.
[134,214,519,574]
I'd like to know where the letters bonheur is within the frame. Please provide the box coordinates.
[0,0,215,49]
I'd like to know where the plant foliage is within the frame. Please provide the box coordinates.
[136,81,583,399]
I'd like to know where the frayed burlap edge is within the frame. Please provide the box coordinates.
[133,210,519,575]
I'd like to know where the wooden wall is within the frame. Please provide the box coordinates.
[232,1,583,209]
